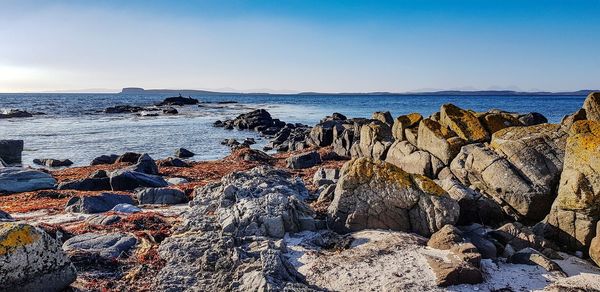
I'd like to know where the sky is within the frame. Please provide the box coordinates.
[0,0,599,93]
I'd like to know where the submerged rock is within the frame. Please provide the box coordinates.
[327,158,459,236]
[0,223,77,291]
[0,109,33,119]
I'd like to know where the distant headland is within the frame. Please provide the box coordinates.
[121,87,597,96]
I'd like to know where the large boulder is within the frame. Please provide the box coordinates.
[351,120,393,160]
[391,113,422,140]
[0,167,56,194]
[327,158,459,236]
[583,92,600,121]
[440,104,489,143]
[543,120,600,252]
[385,140,444,178]
[371,111,393,126]
[57,176,111,191]
[109,169,168,191]
[115,152,141,164]
[136,187,188,205]
[286,151,322,169]
[155,166,316,290]
[332,118,370,158]
[65,193,135,214]
[0,140,23,165]
[417,119,465,165]
[62,232,137,259]
[477,111,523,134]
[157,95,199,106]
[307,120,344,147]
[0,223,77,291]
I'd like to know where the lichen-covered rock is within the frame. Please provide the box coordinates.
[154,166,317,290]
[327,158,459,236]
[385,140,444,178]
[351,120,393,160]
[392,113,422,140]
[543,120,600,252]
[561,108,587,130]
[0,167,57,194]
[583,92,600,121]
[478,111,523,134]
[440,104,489,143]
[417,119,465,165]
[0,223,76,291]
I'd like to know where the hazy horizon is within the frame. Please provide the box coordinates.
[1,0,599,93]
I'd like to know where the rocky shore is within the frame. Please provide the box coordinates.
[1,92,600,291]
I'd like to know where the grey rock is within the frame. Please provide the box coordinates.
[583,92,600,121]
[158,157,190,168]
[0,209,13,221]
[166,177,189,185]
[0,223,77,292]
[176,148,195,158]
[63,232,138,259]
[86,214,122,226]
[286,151,322,169]
[312,167,340,187]
[508,248,565,275]
[129,153,159,175]
[109,169,168,191]
[0,140,23,164]
[417,118,465,165]
[371,111,394,126]
[65,193,135,214]
[317,184,336,203]
[57,177,111,191]
[111,203,141,213]
[33,158,73,167]
[0,167,56,194]
[518,112,548,126]
[385,140,444,178]
[136,187,188,205]
[90,154,119,165]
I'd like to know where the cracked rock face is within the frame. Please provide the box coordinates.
[450,124,567,222]
[155,166,319,291]
[0,223,77,292]
[327,158,459,237]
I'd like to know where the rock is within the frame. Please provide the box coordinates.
[90,154,119,165]
[351,120,393,160]
[238,148,275,164]
[317,184,336,203]
[286,151,322,169]
[451,123,567,222]
[0,209,12,221]
[440,104,490,142]
[166,177,189,185]
[0,140,23,164]
[155,166,315,290]
[508,248,565,275]
[417,119,465,165]
[428,224,463,250]
[307,120,343,147]
[129,153,159,175]
[0,223,77,291]
[162,107,178,114]
[104,105,145,114]
[312,167,340,187]
[583,92,600,121]
[231,109,275,131]
[392,113,422,140]
[488,222,558,252]
[65,193,135,214]
[109,169,168,191]
[63,233,137,259]
[404,127,419,146]
[33,158,73,167]
[518,112,548,126]
[543,120,600,252]
[175,148,195,158]
[136,187,188,205]
[385,140,444,178]
[86,214,122,226]
[0,167,56,194]
[371,111,394,126]
[89,170,108,179]
[57,176,111,191]
[590,222,600,267]
[327,158,459,236]
[111,203,142,213]
[0,109,33,119]
[435,178,505,226]
[157,95,199,106]
[157,157,190,168]
[478,111,523,134]
[425,252,483,286]
[561,108,587,129]
[115,152,142,164]
[332,120,368,158]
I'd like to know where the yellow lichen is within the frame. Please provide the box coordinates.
[0,223,40,256]
[440,104,489,142]
[411,175,447,196]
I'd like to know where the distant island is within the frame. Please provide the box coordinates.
[121,87,597,96]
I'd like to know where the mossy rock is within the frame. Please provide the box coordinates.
[440,104,490,143]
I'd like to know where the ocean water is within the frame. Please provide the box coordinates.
[0,93,586,166]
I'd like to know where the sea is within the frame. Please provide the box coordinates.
[0,93,586,166]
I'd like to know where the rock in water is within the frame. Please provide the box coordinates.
[62,232,137,259]
[65,193,136,214]
[157,95,199,106]
[583,92,600,121]
[33,158,73,167]
[0,140,23,165]
[0,167,56,194]
[90,154,119,165]
[0,223,77,291]
[543,120,600,252]
[154,166,317,290]
[175,148,195,158]
[327,158,459,236]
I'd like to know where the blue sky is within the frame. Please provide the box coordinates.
[0,0,598,93]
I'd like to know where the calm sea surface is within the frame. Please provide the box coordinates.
[0,93,585,166]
